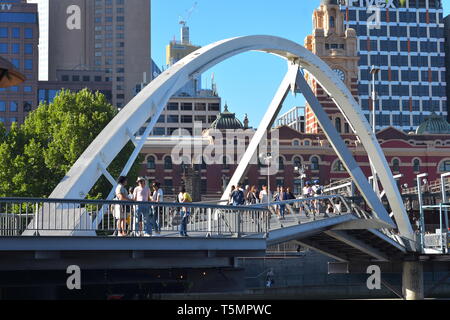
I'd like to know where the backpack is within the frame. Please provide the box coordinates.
[232,190,245,205]
[315,186,322,195]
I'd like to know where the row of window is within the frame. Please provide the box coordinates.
[166,102,220,112]
[95,0,125,6]
[94,16,124,23]
[352,23,444,39]
[0,117,18,125]
[360,39,443,54]
[359,52,445,69]
[0,27,33,39]
[0,43,33,55]
[0,101,33,113]
[145,155,450,175]
[359,69,445,83]
[7,58,33,71]
[0,85,33,93]
[358,83,446,98]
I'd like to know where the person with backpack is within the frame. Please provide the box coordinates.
[278,186,288,220]
[231,183,245,206]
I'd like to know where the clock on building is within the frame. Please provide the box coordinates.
[333,68,345,81]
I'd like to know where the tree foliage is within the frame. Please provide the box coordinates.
[0,89,141,198]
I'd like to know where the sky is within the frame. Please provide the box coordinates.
[152,0,450,128]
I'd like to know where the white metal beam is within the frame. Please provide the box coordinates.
[294,69,394,229]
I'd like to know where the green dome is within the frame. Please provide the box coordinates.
[415,113,450,135]
[210,104,244,130]
[321,0,338,5]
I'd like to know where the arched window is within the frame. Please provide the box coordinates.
[164,156,173,170]
[293,139,300,146]
[332,160,346,172]
[311,156,319,171]
[329,16,335,28]
[293,156,302,168]
[147,156,156,170]
[392,158,400,172]
[344,123,350,134]
[278,157,285,170]
[413,159,420,172]
[223,156,229,169]
[439,159,450,173]
[335,117,342,133]
[304,140,311,146]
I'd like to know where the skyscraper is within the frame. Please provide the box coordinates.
[45,0,151,108]
[0,0,39,127]
[445,14,450,123]
[342,0,446,130]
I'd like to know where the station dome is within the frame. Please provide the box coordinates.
[210,104,244,130]
[415,113,450,135]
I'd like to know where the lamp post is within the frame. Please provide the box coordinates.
[369,66,381,195]
[416,173,429,252]
[295,165,308,197]
[262,153,272,207]
[370,65,380,134]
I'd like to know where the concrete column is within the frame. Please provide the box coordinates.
[402,261,424,300]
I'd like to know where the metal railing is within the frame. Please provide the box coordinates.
[249,194,400,241]
[0,198,270,238]
[421,203,450,254]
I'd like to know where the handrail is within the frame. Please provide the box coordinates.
[0,197,268,212]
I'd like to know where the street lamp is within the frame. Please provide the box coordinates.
[416,173,429,252]
[261,152,272,207]
[295,165,308,197]
[370,65,380,134]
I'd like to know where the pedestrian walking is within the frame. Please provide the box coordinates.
[231,183,245,206]
[178,186,192,237]
[132,177,153,237]
[151,182,164,235]
[114,176,128,237]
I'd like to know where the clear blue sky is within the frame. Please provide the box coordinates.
[152,0,450,128]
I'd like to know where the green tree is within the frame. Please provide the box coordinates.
[0,89,141,198]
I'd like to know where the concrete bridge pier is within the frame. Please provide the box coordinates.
[402,261,424,300]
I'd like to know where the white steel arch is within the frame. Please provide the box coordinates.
[49,35,414,240]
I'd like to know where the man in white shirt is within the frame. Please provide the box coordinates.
[259,185,271,206]
[132,177,152,236]
[152,182,164,234]
[114,176,128,237]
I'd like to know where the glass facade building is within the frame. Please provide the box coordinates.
[0,0,39,128]
[342,0,446,130]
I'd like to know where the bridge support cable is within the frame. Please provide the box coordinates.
[293,68,395,231]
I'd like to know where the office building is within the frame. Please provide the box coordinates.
[341,0,447,130]
[45,0,151,108]
[0,0,39,128]
[38,69,112,104]
[276,107,305,133]
[445,14,450,122]
[139,25,221,136]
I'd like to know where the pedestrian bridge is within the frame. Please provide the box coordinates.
[0,195,421,267]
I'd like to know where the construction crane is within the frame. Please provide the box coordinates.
[179,1,198,27]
